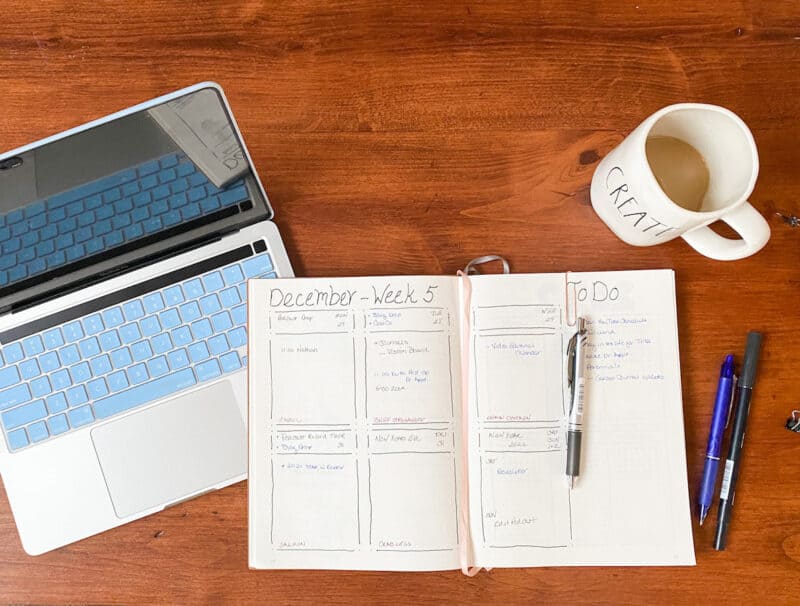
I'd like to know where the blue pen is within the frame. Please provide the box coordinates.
[698,354,736,525]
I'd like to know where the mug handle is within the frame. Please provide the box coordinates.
[680,202,771,260]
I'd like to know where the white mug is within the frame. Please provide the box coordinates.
[590,103,770,260]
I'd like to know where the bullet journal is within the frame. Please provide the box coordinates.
[247,269,695,572]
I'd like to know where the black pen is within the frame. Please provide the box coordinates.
[713,331,763,550]
[566,317,587,488]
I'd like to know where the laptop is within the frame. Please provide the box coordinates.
[0,82,293,554]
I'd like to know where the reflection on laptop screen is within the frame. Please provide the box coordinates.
[0,88,260,297]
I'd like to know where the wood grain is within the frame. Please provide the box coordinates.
[1,1,800,604]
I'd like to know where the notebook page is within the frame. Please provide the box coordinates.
[465,270,695,568]
[248,276,465,571]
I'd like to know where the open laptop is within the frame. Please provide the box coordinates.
[0,82,293,554]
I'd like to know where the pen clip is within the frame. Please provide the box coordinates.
[725,374,738,429]
[566,331,577,390]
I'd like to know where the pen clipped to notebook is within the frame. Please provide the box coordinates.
[566,317,588,488]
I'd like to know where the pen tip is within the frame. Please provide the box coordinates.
[699,508,708,526]
[569,477,575,489]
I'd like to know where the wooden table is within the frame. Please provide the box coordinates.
[1,1,799,604]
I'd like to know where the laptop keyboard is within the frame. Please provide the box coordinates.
[0,246,275,452]
[0,152,249,289]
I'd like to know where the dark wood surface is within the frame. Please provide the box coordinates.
[1,1,800,604]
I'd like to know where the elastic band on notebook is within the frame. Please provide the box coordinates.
[456,270,482,577]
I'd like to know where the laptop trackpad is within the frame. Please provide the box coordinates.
[91,381,246,519]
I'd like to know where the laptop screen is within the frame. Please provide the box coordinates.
[0,85,271,311]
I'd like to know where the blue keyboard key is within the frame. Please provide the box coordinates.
[131,340,153,362]
[138,160,160,176]
[75,226,93,243]
[161,154,179,168]
[99,330,121,351]
[0,365,20,391]
[143,293,165,313]
[4,343,23,364]
[51,369,71,391]
[110,347,133,369]
[2,399,46,430]
[79,337,101,358]
[150,200,169,220]
[59,344,80,366]
[6,209,23,224]
[179,301,201,323]
[243,254,273,278]
[232,305,247,325]
[158,168,177,184]
[105,188,123,204]
[151,333,172,354]
[140,316,161,337]
[188,173,206,188]
[103,307,124,328]
[159,308,180,329]
[219,287,241,308]
[201,196,220,213]
[199,294,221,315]
[164,285,184,306]
[219,185,249,206]
[93,218,112,235]
[211,311,233,333]
[20,359,40,380]
[90,355,112,376]
[48,414,69,436]
[7,428,28,450]
[9,264,27,282]
[147,356,169,378]
[128,363,149,385]
[46,392,68,414]
[63,321,84,342]
[228,327,247,348]
[94,367,197,420]
[86,194,103,210]
[152,185,171,201]
[220,351,242,373]
[27,421,49,443]
[68,405,93,428]
[55,233,74,250]
[30,376,52,398]
[171,326,192,347]
[124,224,144,241]
[86,237,105,255]
[163,210,182,227]
[183,278,204,299]
[167,348,189,370]
[87,378,109,398]
[208,334,229,356]
[133,191,152,207]
[69,362,91,385]
[22,335,44,357]
[66,244,85,262]
[190,319,213,340]
[181,204,201,220]
[122,182,139,197]
[107,371,129,392]
[37,242,58,261]
[202,271,224,292]
[0,383,31,410]
[123,300,145,321]
[188,342,209,363]
[223,264,244,286]
[195,359,221,382]
[119,323,142,344]
[187,186,206,203]
[169,191,188,207]
[131,207,149,224]
[83,314,104,335]
[66,385,88,407]
[143,217,163,234]
[105,231,123,248]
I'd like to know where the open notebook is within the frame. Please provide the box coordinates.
[247,269,695,571]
